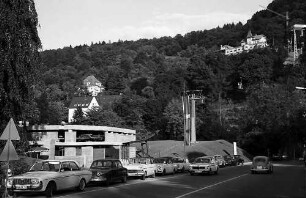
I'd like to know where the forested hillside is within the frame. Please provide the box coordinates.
[34,0,306,156]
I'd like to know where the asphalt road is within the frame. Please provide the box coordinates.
[18,161,305,198]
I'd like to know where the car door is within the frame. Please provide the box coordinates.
[116,160,126,179]
[69,161,82,186]
[60,161,79,189]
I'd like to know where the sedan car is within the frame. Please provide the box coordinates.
[6,160,92,197]
[189,156,219,175]
[153,157,175,175]
[90,159,127,186]
[250,156,273,174]
[124,157,156,180]
[214,155,226,167]
[223,155,235,166]
[172,157,190,172]
[233,155,244,165]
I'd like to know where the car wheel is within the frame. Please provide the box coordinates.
[190,172,194,176]
[162,169,166,176]
[122,175,127,183]
[141,173,146,180]
[181,167,185,173]
[77,179,86,191]
[45,182,55,198]
[215,168,218,175]
[105,177,111,186]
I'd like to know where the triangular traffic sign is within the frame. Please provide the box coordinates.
[0,118,20,140]
[0,140,19,161]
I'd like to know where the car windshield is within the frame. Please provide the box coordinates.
[215,156,222,159]
[173,158,184,163]
[194,158,211,163]
[90,160,112,168]
[254,158,267,163]
[154,158,167,163]
[224,156,231,160]
[30,161,60,172]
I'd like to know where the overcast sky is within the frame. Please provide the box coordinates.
[35,0,272,50]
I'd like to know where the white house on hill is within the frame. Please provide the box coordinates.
[83,75,105,96]
[221,30,268,55]
[68,96,99,123]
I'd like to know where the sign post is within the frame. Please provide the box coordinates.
[0,118,20,198]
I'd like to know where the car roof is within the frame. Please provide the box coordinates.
[253,156,269,159]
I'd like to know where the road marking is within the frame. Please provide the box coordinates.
[174,173,249,198]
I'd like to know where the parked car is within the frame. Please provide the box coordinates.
[172,157,190,172]
[6,160,92,197]
[250,156,273,174]
[189,156,219,175]
[223,155,235,166]
[90,159,127,186]
[124,157,156,180]
[214,155,226,167]
[233,155,244,165]
[77,134,104,142]
[153,157,175,175]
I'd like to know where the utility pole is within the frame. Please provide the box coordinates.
[182,89,205,146]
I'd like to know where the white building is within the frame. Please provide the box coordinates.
[68,96,99,123]
[83,75,105,96]
[221,30,269,55]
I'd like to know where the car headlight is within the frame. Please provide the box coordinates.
[96,172,103,177]
[7,178,13,186]
[31,178,40,184]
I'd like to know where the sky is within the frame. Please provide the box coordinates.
[35,0,273,50]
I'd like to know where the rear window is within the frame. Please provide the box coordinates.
[254,158,267,163]
[91,160,113,168]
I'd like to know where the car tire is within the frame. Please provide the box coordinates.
[45,182,55,198]
[215,168,218,175]
[105,177,111,186]
[141,173,145,180]
[77,179,86,191]
[181,167,185,173]
[162,169,166,176]
[190,172,194,176]
[121,175,127,183]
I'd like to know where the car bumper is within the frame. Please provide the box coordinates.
[7,183,44,192]
[127,172,145,177]
[90,176,107,182]
[190,169,210,174]
[251,168,270,172]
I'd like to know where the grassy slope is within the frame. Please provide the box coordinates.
[133,139,252,162]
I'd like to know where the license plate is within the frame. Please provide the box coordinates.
[16,185,27,189]
[257,166,262,169]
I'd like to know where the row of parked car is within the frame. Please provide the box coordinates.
[5,154,245,197]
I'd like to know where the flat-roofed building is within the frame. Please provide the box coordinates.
[28,124,136,168]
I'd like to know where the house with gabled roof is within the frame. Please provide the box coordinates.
[83,75,105,96]
[221,30,268,55]
[68,96,99,123]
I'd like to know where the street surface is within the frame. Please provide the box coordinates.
[18,161,305,198]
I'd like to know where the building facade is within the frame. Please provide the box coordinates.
[220,30,268,55]
[28,125,136,168]
[83,75,104,96]
[68,96,99,123]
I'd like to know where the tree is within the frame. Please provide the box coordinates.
[163,99,184,140]
[0,0,41,128]
[72,106,85,124]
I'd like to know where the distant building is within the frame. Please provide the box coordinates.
[221,30,268,55]
[68,95,122,123]
[83,75,105,96]
[68,96,99,123]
